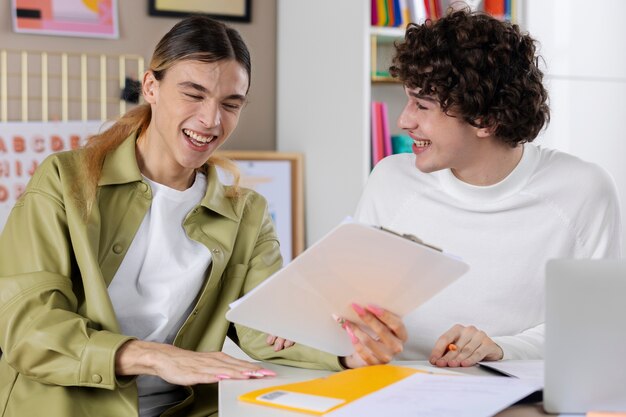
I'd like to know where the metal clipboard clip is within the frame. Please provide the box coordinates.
[377,226,443,252]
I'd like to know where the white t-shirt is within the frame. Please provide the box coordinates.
[108,171,211,417]
[355,144,622,360]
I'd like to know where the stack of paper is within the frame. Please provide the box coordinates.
[239,364,542,416]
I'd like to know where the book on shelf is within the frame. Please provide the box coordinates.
[392,134,413,154]
[371,0,378,25]
[370,101,385,166]
[380,101,392,157]
[407,0,427,23]
[372,0,518,27]
[484,0,505,20]
[372,102,415,167]
[386,0,396,27]
[391,0,402,27]
[376,0,388,26]
[399,0,411,26]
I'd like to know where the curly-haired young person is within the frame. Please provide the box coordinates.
[355,9,622,367]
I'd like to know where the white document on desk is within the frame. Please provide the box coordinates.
[326,373,542,417]
[479,360,544,387]
[226,222,469,356]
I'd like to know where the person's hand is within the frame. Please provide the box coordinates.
[115,340,276,385]
[265,335,295,351]
[429,324,503,367]
[338,303,408,369]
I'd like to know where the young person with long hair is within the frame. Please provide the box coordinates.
[0,16,406,417]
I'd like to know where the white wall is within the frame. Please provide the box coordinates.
[524,0,626,250]
[277,0,371,246]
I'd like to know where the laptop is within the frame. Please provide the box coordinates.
[544,259,626,414]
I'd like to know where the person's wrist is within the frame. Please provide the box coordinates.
[116,340,159,376]
[494,344,504,361]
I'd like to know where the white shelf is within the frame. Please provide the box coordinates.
[370,26,406,40]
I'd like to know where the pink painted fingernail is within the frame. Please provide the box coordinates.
[216,374,231,380]
[243,371,265,377]
[259,369,276,376]
[351,303,366,317]
[344,323,360,344]
[366,304,384,317]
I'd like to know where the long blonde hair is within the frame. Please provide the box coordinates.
[79,16,251,217]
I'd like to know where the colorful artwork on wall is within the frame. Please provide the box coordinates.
[11,0,119,39]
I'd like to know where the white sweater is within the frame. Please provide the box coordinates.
[355,144,622,360]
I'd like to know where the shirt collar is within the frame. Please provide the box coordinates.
[98,131,143,186]
[200,164,238,221]
[436,143,539,204]
[98,131,238,221]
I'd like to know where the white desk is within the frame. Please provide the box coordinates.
[218,361,548,417]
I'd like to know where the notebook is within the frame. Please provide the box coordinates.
[544,259,626,414]
[239,364,423,415]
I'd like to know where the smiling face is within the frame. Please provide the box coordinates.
[398,86,495,181]
[138,59,249,189]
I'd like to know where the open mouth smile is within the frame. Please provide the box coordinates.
[413,139,432,147]
[183,128,216,146]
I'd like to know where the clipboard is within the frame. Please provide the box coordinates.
[239,364,425,415]
[226,222,469,356]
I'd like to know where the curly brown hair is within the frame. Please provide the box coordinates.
[390,8,549,147]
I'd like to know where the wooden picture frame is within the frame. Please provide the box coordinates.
[148,0,251,23]
[214,151,304,263]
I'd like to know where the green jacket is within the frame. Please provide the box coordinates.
[0,133,341,417]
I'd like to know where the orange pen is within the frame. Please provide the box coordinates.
[447,343,458,352]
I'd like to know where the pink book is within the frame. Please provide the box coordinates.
[373,102,385,166]
[380,102,392,157]
[371,102,384,167]
[371,0,379,25]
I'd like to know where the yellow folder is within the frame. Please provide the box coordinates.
[239,364,427,415]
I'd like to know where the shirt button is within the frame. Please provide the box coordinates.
[212,248,220,255]
[92,374,102,383]
[112,244,123,254]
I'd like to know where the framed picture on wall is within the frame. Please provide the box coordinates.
[11,0,119,39]
[148,0,251,23]
[214,151,304,264]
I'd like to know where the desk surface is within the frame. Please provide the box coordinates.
[218,361,549,417]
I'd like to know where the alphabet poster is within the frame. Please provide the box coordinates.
[0,121,104,232]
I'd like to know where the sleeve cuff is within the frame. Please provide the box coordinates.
[78,331,136,390]
[490,335,543,360]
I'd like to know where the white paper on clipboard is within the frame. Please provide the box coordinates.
[225,221,469,356]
